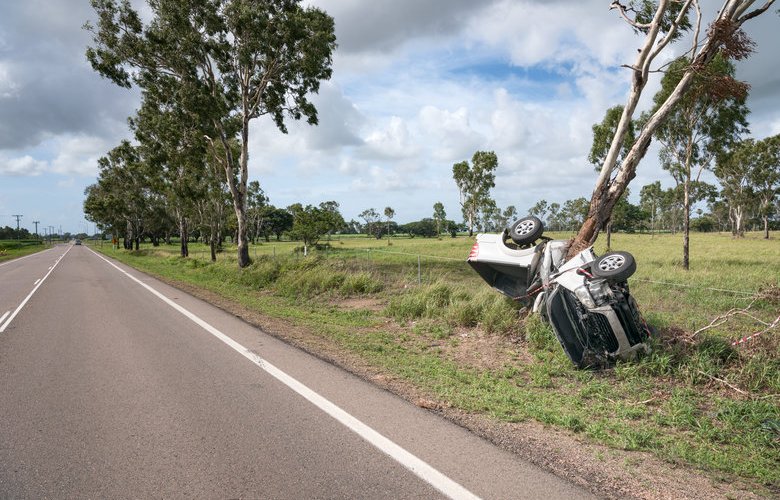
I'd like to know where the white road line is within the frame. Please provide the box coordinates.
[0,248,72,333]
[0,311,9,325]
[88,248,480,500]
[34,279,41,285]
[0,247,53,268]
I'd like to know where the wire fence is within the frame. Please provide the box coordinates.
[249,243,770,298]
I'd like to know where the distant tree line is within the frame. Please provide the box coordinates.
[0,226,33,240]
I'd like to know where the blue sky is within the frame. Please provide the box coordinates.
[1,0,778,234]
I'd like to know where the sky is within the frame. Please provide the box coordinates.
[0,0,778,235]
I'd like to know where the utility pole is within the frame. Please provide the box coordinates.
[33,220,40,238]
[12,215,22,239]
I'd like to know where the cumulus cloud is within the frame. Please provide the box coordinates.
[0,155,48,176]
[363,116,420,160]
[418,106,485,162]
[0,1,138,152]
[309,0,497,54]
[49,135,110,176]
[2,0,779,230]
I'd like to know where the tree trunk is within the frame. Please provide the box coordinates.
[764,216,769,239]
[179,215,189,258]
[682,180,690,270]
[210,224,217,262]
[733,205,745,237]
[568,0,755,258]
[606,221,612,251]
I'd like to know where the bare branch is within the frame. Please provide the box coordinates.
[736,0,775,23]
[610,1,654,29]
[648,0,696,65]
[697,370,748,395]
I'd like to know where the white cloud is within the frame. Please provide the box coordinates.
[0,62,19,98]
[0,155,48,176]
[468,0,636,70]
[364,116,420,160]
[49,135,109,176]
[3,0,779,230]
[418,106,485,162]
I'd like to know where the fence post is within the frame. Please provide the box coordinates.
[417,254,421,285]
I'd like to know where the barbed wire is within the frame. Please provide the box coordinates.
[363,248,464,262]
[630,278,758,296]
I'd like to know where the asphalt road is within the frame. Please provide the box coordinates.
[0,244,593,499]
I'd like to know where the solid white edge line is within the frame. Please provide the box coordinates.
[0,311,9,325]
[88,247,480,500]
[0,247,72,333]
[34,279,41,285]
[0,246,54,268]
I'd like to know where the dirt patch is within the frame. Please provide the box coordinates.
[153,275,770,499]
[331,296,386,312]
[438,327,531,372]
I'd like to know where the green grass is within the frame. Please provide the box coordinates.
[91,232,780,489]
[0,240,48,263]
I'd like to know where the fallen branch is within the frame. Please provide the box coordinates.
[692,286,780,345]
[693,298,758,337]
[732,314,780,346]
[697,370,747,395]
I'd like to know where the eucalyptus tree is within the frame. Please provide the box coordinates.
[287,201,344,254]
[383,207,395,237]
[639,181,663,234]
[195,140,235,261]
[570,0,775,257]
[651,53,749,269]
[130,83,213,257]
[86,0,337,268]
[452,151,498,236]
[529,199,549,224]
[716,135,780,238]
[432,202,446,236]
[85,141,159,250]
[749,135,780,238]
[259,206,294,241]
[589,105,637,249]
[359,208,381,238]
[247,180,269,243]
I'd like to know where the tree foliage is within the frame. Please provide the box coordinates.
[652,53,749,268]
[453,151,498,236]
[570,0,774,257]
[287,201,344,250]
[85,0,336,267]
[716,134,780,237]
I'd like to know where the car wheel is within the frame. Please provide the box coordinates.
[507,216,544,245]
[592,251,636,282]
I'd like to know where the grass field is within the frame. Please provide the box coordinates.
[92,231,779,489]
[0,240,48,263]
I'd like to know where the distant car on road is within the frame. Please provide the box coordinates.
[74,239,82,245]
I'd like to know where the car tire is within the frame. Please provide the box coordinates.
[507,216,544,245]
[592,251,636,282]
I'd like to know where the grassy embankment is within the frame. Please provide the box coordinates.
[92,232,779,488]
[0,240,47,263]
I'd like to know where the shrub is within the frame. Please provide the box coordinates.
[340,272,383,296]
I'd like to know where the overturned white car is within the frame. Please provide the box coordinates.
[467,216,651,368]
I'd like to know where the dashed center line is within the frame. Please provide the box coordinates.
[0,247,72,333]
